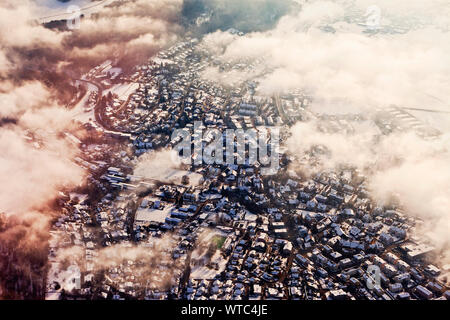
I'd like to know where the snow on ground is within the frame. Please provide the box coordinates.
[104,82,140,101]
[46,262,81,299]
[190,251,227,280]
[407,110,450,134]
[244,210,258,221]
[151,57,174,65]
[107,67,123,79]
[71,80,98,123]
[135,202,176,225]
[46,231,82,300]
[148,87,158,96]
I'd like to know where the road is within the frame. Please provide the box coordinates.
[37,0,116,24]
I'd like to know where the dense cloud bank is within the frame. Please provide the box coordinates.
[201,0,450,113]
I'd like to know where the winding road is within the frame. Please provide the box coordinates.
[75,78,130,135]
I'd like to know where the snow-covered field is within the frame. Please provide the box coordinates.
[140,168,204,187]
[407,110,450,134]
[104,82,139,101]
[45,231,82,300]
[71,80,98,123]
[190,251,227,280]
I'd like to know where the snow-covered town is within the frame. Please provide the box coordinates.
[1,0,450,306]
[43,35,450,301]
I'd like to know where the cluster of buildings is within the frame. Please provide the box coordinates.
[46,34,449,300]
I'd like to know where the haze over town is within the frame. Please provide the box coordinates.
[0,0,449,301]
